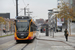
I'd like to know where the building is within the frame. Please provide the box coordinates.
[0,17,15,32]
[4,18,10,31]
[69,0,75,11]
[57,0,75,18]
[57,0,75,9]
[57,0,62,7]
[10,19,15,32]
[57,0,75,28]
[0,13,10,19]
[57,0,72,8]
[36,19,44,24]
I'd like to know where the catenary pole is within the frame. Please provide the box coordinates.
[24,8,26,16]
[16,0,18,17]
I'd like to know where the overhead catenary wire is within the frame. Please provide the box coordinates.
[12,0,15,6]
[22,0,26,6]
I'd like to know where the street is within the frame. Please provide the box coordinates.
[0,35,14,45]
[0,31,75,50]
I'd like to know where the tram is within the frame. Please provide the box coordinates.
[14,16,37,43]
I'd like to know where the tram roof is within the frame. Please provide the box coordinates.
[16,16,32,19]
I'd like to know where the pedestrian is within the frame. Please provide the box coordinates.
[64,29,69,41]
[40,27,42,33]
[3,28,6,34]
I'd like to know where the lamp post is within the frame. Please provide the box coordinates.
[16,0,18,17]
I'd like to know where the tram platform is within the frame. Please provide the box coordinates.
[36,31,75,48]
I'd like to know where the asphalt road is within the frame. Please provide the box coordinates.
[0,35,14,45]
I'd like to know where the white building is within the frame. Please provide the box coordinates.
[57,0,72,8]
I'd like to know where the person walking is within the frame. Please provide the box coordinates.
[3,28,6,34]
[64,29,69,41]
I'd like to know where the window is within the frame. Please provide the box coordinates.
[30,22,37,32]
[16,22,29,32]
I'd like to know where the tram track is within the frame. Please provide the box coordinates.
[6,43,17,50]
[21,43,29,50]
[6,42,29,50]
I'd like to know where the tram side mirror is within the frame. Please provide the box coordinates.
[14,20,16,25]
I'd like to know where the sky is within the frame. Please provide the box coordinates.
[0,0,57,20]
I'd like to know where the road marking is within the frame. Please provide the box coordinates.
[64,46,74,49]
[51,46,74,49]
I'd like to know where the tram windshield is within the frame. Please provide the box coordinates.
[16,22,29,32]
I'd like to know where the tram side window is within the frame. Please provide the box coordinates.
[33,24,36,31]
[30,22,33,32]
[32,23,36,31]
[30,22,37,32]
[33,24,35,31]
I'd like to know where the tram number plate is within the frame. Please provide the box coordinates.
[21,37,24,38]
[21,34,24,36]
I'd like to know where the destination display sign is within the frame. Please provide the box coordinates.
[17,20,28,22]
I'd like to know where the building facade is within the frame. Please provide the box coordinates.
[57,0,75,8]
[0,13,10,19]
[57,0,71,8]
[36,19,44,24]
[69,0,75,11]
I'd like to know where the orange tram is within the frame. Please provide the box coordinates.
[14,16,37,43]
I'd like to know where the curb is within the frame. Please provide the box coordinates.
[0,34,14,38]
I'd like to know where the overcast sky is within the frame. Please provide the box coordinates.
[0,0,57,20]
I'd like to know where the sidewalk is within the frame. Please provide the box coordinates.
[36,31,75,48]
